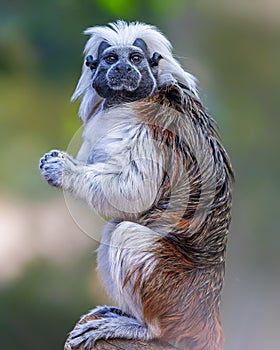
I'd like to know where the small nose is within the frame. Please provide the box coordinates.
[115,63,132,74]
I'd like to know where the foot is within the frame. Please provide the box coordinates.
[67,307,152,350]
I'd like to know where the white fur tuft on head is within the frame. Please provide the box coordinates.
[71,21,198,122]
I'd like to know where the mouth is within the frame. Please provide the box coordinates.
[108,79,139,92]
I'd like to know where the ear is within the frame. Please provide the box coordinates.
[150,52,163,67]
[85,55,98,70]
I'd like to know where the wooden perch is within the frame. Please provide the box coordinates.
[65,337,178,350]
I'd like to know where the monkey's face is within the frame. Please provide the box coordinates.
[86,40,162,105]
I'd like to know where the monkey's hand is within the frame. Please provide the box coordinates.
[39,150,76,188]
[67,306,153,350]
[157,73,177,87]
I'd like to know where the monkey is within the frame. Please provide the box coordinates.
[39,21,233,350]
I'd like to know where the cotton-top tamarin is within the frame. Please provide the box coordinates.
[40,21,233,350]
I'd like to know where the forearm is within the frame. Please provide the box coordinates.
[40,150,162,220]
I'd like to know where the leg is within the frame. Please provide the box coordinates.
[68,313,153,350]
[68,221,162,350]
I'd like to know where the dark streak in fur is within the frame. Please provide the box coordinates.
[124,83,234,349]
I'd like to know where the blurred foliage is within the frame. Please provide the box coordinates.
[96,0,189,18]
[0,0,280,349]
[0,258,95,349]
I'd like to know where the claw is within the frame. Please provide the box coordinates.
[71,321,97,338]
[69,336,85,349]
[51,150,59,157]
[50,150,65,158]
[84,338,94,350]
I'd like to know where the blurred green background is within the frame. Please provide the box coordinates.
[1,1,279,349]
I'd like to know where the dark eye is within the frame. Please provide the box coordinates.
[105,55,118,64]
[130,54,142,64]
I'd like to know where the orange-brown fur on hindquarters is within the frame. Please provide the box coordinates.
[128,243,225,350]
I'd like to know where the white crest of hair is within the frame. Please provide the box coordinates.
[71,20,198,123]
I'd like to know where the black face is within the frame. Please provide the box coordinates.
[86,39,162,106]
